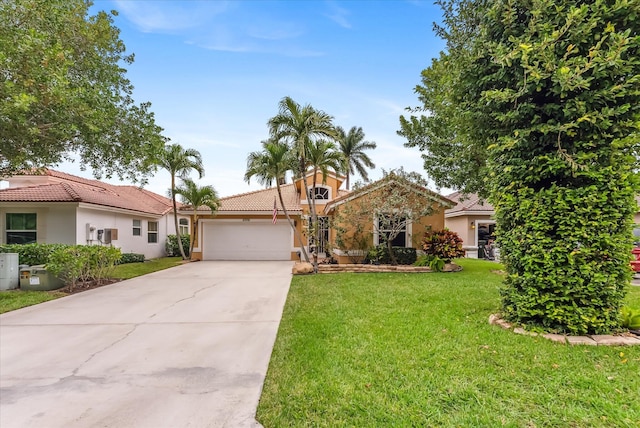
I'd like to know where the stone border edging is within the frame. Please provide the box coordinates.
[489,314,640,346]
[316,263,462,274]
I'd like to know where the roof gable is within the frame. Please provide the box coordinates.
[446,192,494,216]
[182,183,301,214]
[325,175,455,213]
[0,169,176,216]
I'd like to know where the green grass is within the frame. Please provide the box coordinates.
[0,290,67,314]
[111,256,184,279]
[0,257,184,314]
[257,259,640,427]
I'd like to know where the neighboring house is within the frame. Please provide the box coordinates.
[0,169,188,259]
[445,192,495,259]
[447,193,640,257]
[182,171,454,262]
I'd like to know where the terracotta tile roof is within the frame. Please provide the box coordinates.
[325,175,455,213]
[185,183,301,214]
[446,192,494,216]
[0,169,176,216]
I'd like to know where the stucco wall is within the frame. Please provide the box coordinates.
[77,207,182,259]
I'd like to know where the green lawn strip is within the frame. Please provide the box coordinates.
[0,257,184,314]
[257,259,640,427]
[110,256,184,280]
[0,290,67,314]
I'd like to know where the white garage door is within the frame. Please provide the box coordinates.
[202,220,292,260]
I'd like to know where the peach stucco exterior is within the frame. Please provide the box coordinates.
[182,171,454,262]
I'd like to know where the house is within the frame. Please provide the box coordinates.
[0,169,188,259]
[181,171,454,262]
[444,192,495,259]
[446,193,640,258]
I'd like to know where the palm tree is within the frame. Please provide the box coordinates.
[174,178,219,259]
[268,96,337,269]
[245,139,310,262]
[336,126,377,190]
[157,144,204,260]
[306,139,343,257]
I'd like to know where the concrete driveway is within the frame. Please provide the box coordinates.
[0,261,293,428]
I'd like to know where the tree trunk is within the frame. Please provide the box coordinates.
[171,174,188,260]
[276,182,309,262]
[304,167,319,273]
[189,216,198,260]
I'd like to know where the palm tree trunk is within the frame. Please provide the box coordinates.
[189,216,198,259]
[171,174,187,260]
[301,167,318,272]
[276,182,309,262]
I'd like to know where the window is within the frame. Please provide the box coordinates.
[376,214,408,247]
[148,221,158,243]
[309,187,330,201]
[133,219,141,236]
[6,213,37,244]
[179,218,189,235]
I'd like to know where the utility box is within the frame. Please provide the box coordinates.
[20,265,65,291]
[0,253,20,290]
[104,228,118,244]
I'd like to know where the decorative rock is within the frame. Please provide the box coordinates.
[292,262,314,275]
[514,327,538,337]
[542,333,567,344]
[443,263,462,272]
[566,336,597,346]
[488,314,639,346]
[316,264,432,273]
[496,319,512,329]
[589,335,640,346]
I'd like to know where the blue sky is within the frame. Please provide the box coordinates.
[67,0,446,197]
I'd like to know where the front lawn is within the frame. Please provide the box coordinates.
[257,259,640,427]
[111,256,184,280]
[0,257,184,314]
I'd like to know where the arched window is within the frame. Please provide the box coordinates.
[309,186,330,201]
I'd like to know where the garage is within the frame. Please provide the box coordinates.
[202,219,293,260]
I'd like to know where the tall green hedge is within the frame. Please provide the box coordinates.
[496,185,635,334]
[0,243,66,265]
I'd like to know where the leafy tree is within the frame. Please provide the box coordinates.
[400,0,640,333]
[174,178,219,259]
[157,144,204,260]
[245,139,310,262]
[0,0,166,182]
[336,126,377,190]
[333,168,440,265]
[268,96,337,269]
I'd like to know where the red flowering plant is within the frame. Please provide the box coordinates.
[421,229,465,263]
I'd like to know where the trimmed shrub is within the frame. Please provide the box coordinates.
[119,253,145,264]
[47,245,121,287]
[497,186,634,335]
[165,234,190,257]
[421,229,465,262]
[393,247,417,265]
[365,245,417,265]
[0,243,67,265]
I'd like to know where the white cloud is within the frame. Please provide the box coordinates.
[324,1,352,29]
[114,1,229,33]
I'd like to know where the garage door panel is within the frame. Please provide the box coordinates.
[203,221,291,260]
